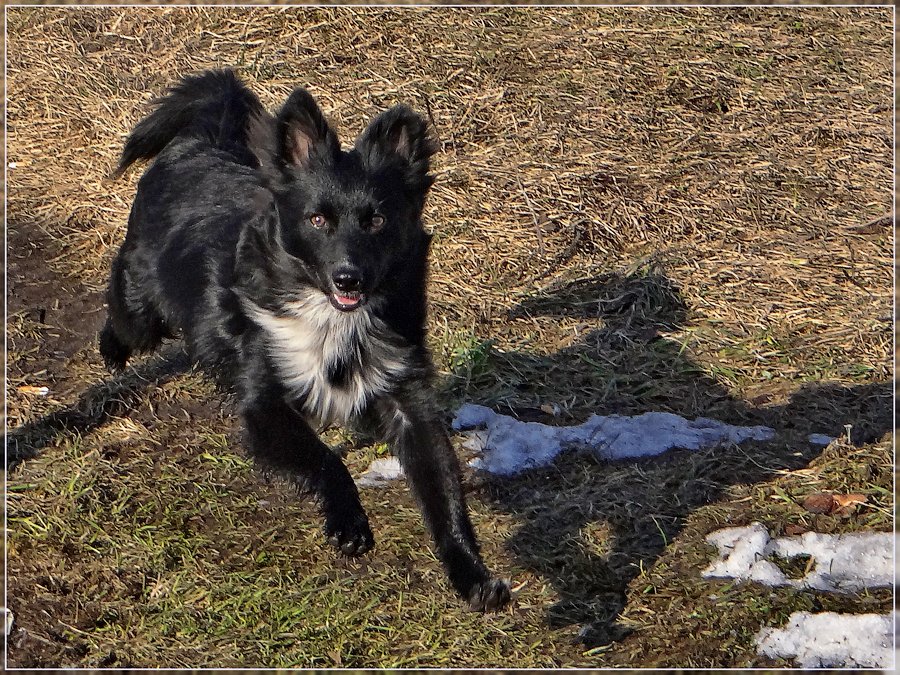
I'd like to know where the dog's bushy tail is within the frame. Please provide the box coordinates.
[113,69,267,178]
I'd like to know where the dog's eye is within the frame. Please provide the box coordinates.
[309,213,327,229]
[370,214,386,232]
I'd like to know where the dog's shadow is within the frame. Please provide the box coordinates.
[444,270,891,645]
[6,267,889,644]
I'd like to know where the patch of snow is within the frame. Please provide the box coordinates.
[356,456,404,487]
[756,611,894,668]
[702,522,893,593]
[452,404,775,476]
[808,433,834,446]
[703,522,789,585]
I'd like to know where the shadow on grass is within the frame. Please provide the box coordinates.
[4,344,191,471]
[5,266,889,651]
[446,270,891,647]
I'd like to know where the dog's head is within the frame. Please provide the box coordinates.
[246,89,437,314]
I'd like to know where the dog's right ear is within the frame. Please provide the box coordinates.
[276,88,340,168]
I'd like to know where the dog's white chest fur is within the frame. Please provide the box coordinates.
[246,292,409,426]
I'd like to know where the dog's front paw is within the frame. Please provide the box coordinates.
[324,511,374,556]
[468,578,512,612]
[99,324,130,372]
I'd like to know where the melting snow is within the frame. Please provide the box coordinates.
[702,522,893,592]
[703,523,895,668]
[354,403,892,669]
[357,405,839,481]
[756,611,895,668]
[355,456,403,486]
[452,404,775,475]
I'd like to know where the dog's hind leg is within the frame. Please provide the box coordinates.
[238,356,374,555]
[373,394,511,612]
[99,252,171,371]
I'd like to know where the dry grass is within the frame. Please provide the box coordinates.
[5,6,893,668]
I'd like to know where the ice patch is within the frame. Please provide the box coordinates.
[756,611,894,668]
[356,456,404,487]
[452,404,775,475]
[702,522,893,593]
[808,433,834,446]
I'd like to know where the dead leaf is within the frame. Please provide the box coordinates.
[801,492,867,516]
[802,492,835,514]
[784,524,808,536]
[832,493,867,507]
[832,493,867,514]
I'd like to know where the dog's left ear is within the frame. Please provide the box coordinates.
[356,105,437,190]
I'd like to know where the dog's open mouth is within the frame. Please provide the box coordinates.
[329,291,366,312]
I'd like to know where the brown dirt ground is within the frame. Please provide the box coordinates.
[4,5,894,669]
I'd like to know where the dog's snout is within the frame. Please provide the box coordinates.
[332,268,363,293]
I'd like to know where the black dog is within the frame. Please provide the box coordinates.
[100,70,510,611]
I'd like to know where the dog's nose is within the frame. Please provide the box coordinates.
[332,268,363,293]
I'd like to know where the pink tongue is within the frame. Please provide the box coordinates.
[335,294,358,306]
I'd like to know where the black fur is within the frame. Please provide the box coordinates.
[101,69,510,611]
